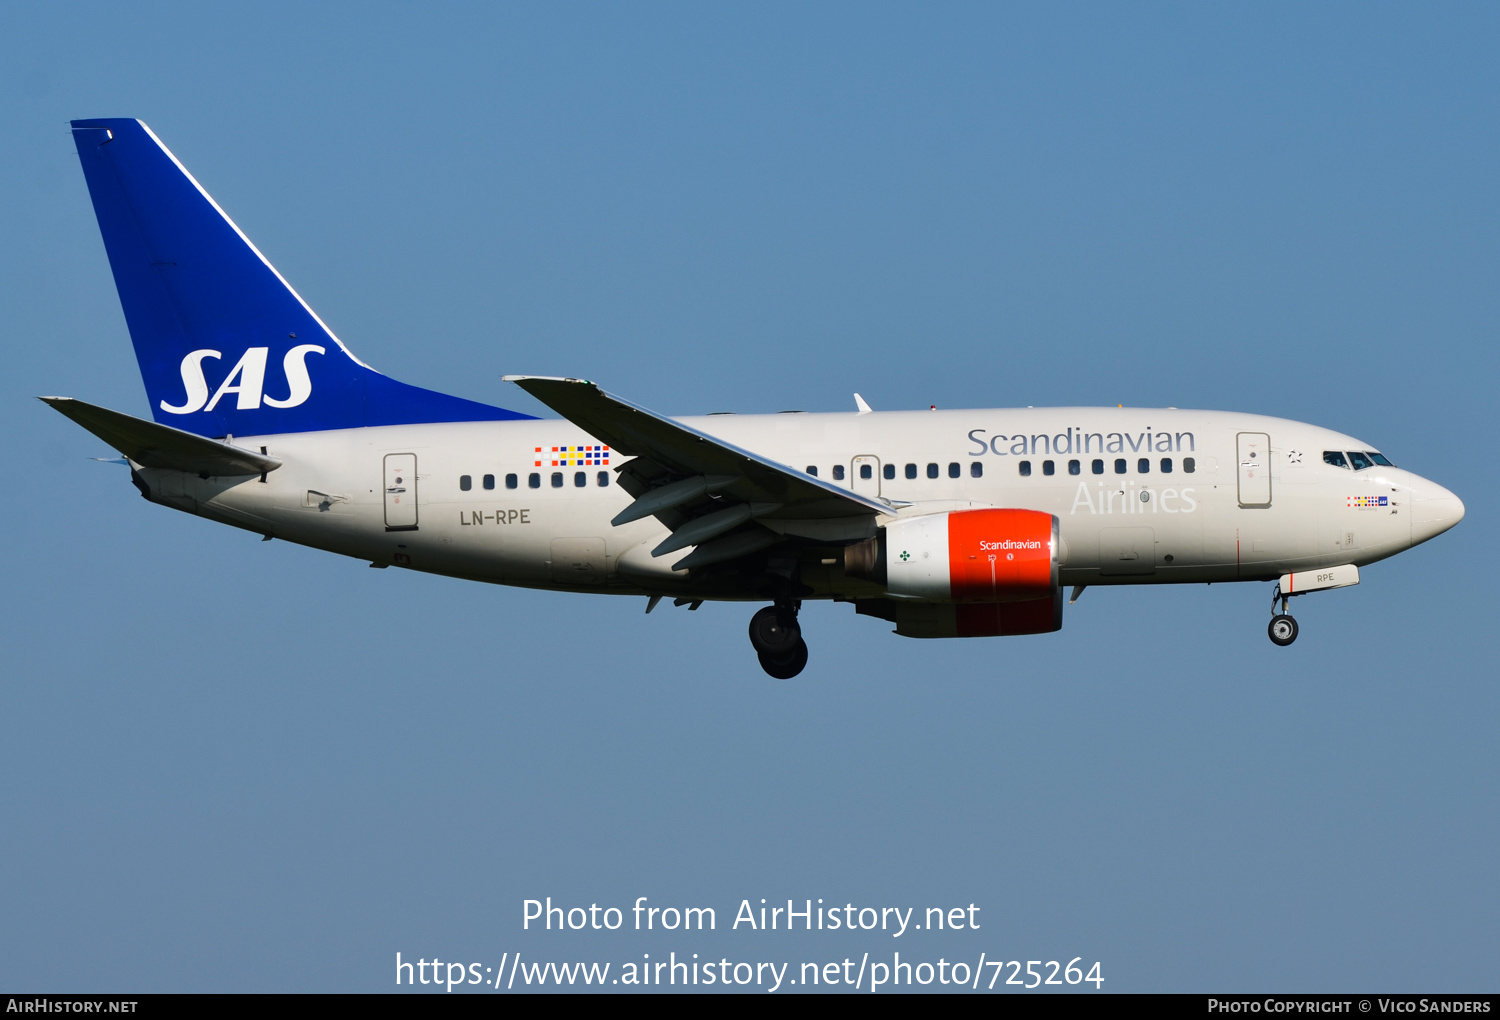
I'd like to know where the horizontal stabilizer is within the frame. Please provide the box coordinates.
[40,396,281,476]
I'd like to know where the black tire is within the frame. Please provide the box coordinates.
[1268,614,1299,647]
[748,606,800,657]
[759,639,809,679]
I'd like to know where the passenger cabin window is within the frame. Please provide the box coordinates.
[926,463,939,479]
[505,473,518,489]
[1370,452,1394,466]
[597,472,610,487]
[551,472,563,488]
[1114,458,1127,475]
[459,475,472,491]
[1160,458,1173,473]
[806,465,818,476]
[528,472,541,489]
[1183,457,1196,473]
[948,462,960,478]
[860,464,873,480]
[1019,460,1032,477]
[833,464,845,480]
[1324,451,1350,469]
[483,474,495,490]
[1348,451,1374,470]
[574,471,586,487]
[1092,459,1104,475]
[883,464,895,480]
[1042,460,1055,476]
[1138,458,1150,474]
[1068,459,1081,475]
[905,463,917,479]
[970,462,983,478]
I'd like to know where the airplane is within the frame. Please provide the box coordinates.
[46,118,1465,679]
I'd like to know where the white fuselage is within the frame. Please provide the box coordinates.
[134,407,1463,601]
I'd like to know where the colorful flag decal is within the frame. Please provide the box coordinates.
[536,445,610,467]
[1348,495,1388,508]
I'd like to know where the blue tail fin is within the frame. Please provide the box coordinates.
[70,118,532,436]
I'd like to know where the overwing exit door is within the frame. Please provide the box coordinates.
[1237,433,1272,508]
[384,453,419,531]
[851,456,881,497]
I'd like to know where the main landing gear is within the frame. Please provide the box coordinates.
[749,603,807,679]
[1268,584,1299,647]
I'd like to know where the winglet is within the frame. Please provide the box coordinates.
[853,393,873,414]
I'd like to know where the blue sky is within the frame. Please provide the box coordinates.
[2,2,1496,992]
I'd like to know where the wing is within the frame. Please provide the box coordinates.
[504,376,886,570]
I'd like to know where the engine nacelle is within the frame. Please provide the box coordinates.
[846,508,1060,602]
[846,508,1063,637]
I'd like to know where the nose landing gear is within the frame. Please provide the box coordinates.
[1268,584,1298,646]
[749,603,807,678]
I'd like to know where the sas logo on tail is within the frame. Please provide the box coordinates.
[160,345,325,414]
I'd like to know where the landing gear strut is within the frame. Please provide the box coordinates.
[1268,584,1298,647]
[749,603,807,678]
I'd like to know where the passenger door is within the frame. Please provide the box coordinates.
[383,453,419,531]
[1237,433,1272,508]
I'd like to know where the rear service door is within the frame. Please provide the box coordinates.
[1237,433,1272,508]
[384,453,419,531]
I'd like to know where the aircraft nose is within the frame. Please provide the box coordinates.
[1409,477,1465,546]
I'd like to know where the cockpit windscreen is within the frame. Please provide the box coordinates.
[1325,450,1395,470]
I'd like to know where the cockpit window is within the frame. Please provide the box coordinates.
[1323,451,1349,469]
[1347,451,1374,470]
[1368,452,1394,467]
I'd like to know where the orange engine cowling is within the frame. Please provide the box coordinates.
[846,508,1059,602]
[844,508,1063,638]
[945,508,1057,600]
